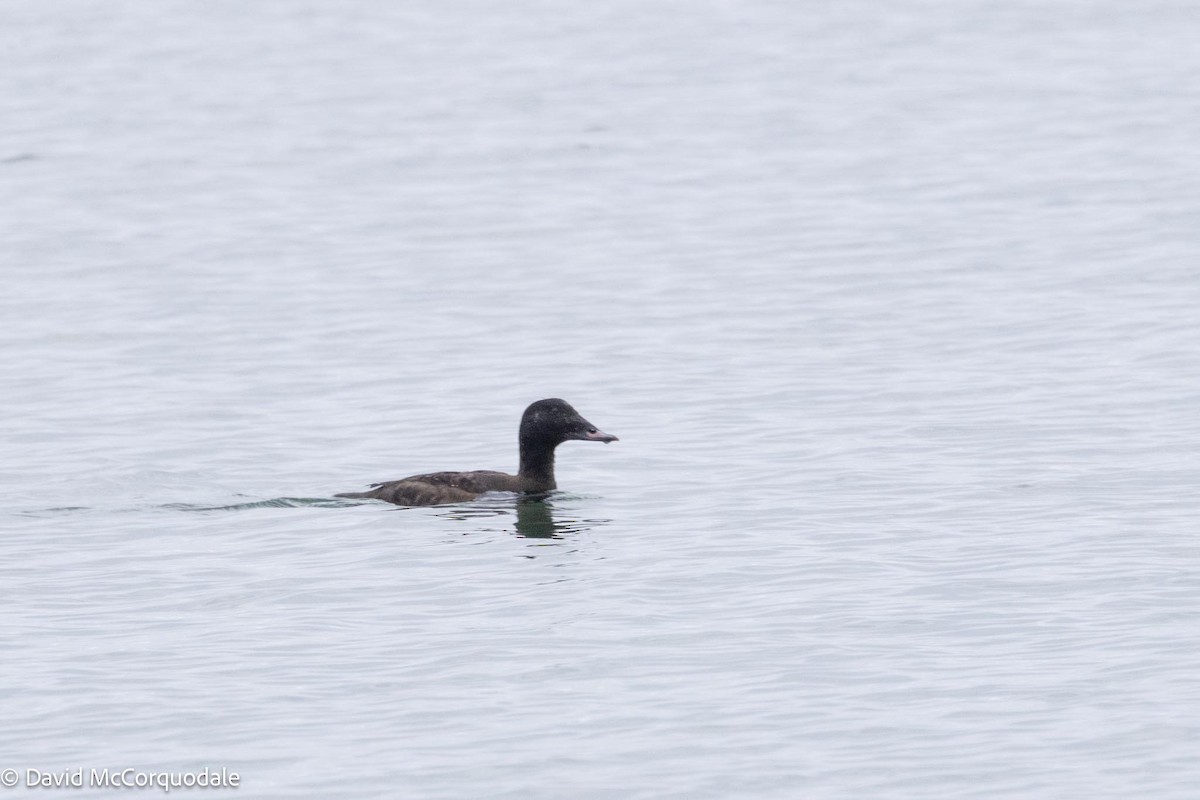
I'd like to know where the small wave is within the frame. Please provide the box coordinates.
[165,497,360,512]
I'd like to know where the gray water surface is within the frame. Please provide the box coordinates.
[3,2,1199,798]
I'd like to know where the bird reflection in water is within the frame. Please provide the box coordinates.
[516,495,611,538]
[434,494,607,540]
[513,495,562,538]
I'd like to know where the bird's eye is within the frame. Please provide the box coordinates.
[587,428,597,434]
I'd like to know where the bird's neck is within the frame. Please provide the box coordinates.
[518,437,558,492]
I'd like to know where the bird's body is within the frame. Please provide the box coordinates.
[347,470,520,506]
[336,399,617,506]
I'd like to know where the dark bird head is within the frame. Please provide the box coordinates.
[520,398,618,446]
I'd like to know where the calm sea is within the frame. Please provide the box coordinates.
[2,1,1198,798]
